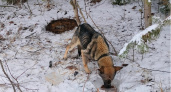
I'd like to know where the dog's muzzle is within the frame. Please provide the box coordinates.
[104,80,111,88]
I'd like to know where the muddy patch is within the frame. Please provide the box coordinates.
[46,18,77,34]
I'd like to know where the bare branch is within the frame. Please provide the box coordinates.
[0,60,16,92]
[136,62,170,73]
[19,85,39,91]
[26,0,32,16]
[0,5,17,8]
[16,62,37,79]
[4,60,22,92]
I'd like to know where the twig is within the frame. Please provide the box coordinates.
[36,0,42,13]
[93,0,107,8]
[19,85,39,91]
[85,11,103,34]
[25,32,36,38]
[0,60,16,92]
[16,62,38,79]
[0,83,38,91]
[83,0,88,18]
[4,60,22,92]
[136,62,170,73]
[0,5,17,8]
[133,43,135,62]
[158,79,164,92]
[106,39,118,56]
[26,0,32,16]
[83,74,90,92]
[97,88,99,92]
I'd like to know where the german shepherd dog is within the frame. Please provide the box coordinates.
[63,23,123,88]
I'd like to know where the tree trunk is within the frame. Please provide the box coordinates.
[71,0,81,25]
[144,0,152,28]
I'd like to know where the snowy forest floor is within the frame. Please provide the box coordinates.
[0,0,170,92]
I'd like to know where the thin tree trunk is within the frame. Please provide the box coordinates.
[144,0,152,28]
[70,0,81,25]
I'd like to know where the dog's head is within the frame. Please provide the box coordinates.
[98,66,123,88]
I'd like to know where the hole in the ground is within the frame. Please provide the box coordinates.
[46,18,78,34]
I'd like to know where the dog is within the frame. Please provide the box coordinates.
[63,23,123,88]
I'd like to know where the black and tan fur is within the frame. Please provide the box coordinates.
[63,23,123,88]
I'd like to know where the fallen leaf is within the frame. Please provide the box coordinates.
[132,6,137,9]
[9,21,14,24]
[0,34,5,40]
[66,65,77,70]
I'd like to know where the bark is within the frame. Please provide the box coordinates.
[144,0,152,28]
[70,0,81,25]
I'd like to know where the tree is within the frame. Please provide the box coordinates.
[144,0,152,28]
[119,16,171,58]
[70,0,81,25]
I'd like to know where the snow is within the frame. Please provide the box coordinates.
[118,24,159,55]
[0,0,170,92]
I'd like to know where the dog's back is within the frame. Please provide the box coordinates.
[74,23,109,61]
[74,23,98,49]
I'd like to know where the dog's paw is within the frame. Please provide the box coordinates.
[63,56,67,60]
[85,70,91,74]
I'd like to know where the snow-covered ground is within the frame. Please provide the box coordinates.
[0,0,170,92]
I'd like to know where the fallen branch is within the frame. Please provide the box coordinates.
[4,60,22,92]
[16,62,38,79]
[0,60,16,92]
[36,0,42,13]
[158,80,164,92]
[19,85,39,91]
[97,88,99,92]
[0,5,17,8]
[26,1,32,16]
[136,62,170,73]
[83,0,88,18]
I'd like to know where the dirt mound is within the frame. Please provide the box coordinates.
[46,18,78,34]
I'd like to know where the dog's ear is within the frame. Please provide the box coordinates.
[98,66,104,74]
[114,66,123,72]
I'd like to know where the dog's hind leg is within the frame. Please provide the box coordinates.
[77,45,81,57]
[63,36,80,60]
[81,50,91,74]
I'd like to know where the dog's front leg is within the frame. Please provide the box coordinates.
[81,50,91,74]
